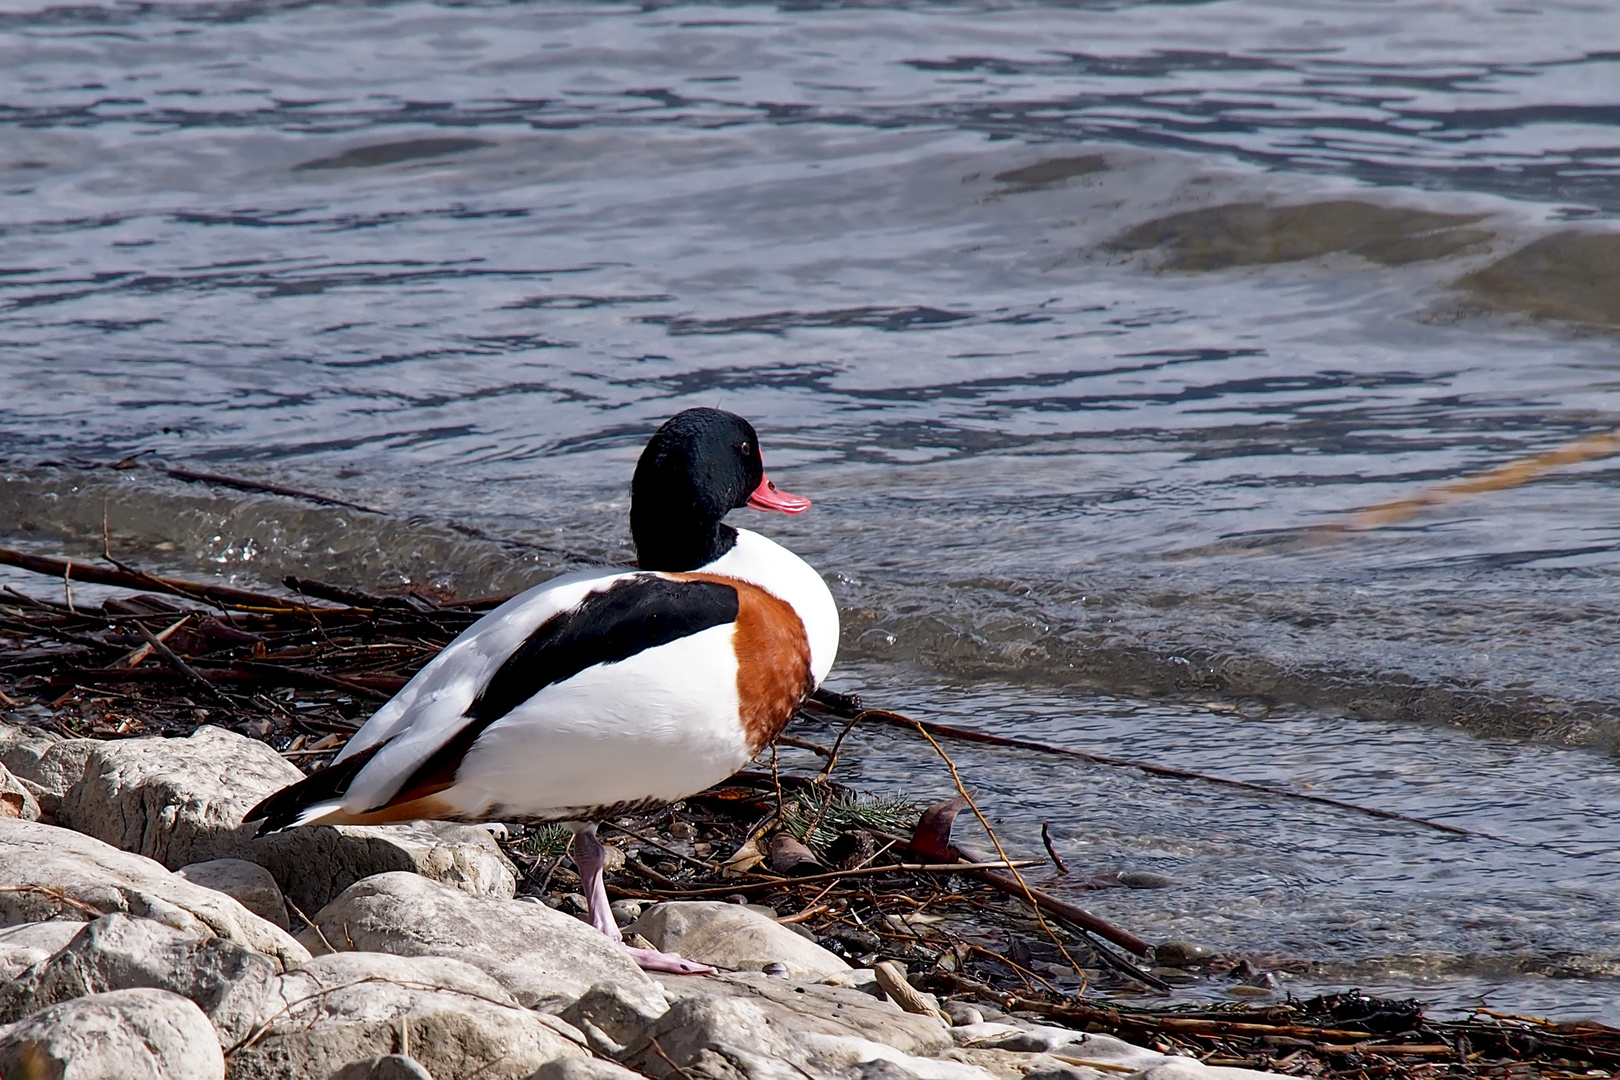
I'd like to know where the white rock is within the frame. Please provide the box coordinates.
[228,952,586,1080]
[945,1047,1104,1080]
[530,1057,650,1080]
[0,761,40,821]
[627,901,851,979]
[818,966,885,997]
[250,818,519,914]
[622,991,992,1080]
[1136,1060,1284,1080]
[311,872,661,1012]
[0,987,224,1080]
[978,1027,1161,1070]
[0,912,282,1045]
[560,981,672,1056]
[0,921,82,980]
[621,993,804,1080]
[658,971,953,1058]
[176,858,290,930]
[0,720,96,817]
[950,1022,1030,1047]
[59,726,304,869]
[45,724,518,914]
[0,817,308,969]
[967,1027,1280,1080]
[330,1054,435,1080]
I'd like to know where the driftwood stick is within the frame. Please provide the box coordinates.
[283,577,391,609]
[133,622,233,706]
[624,859,1043,897]
[118,616,189,668]
[1040,821,1070,875]
[0,547,298,611]
[283,577,445,616]
[906,798,1152,958]
[972,869,1151,955]
[225,660,394,702]
[1080,924,1171,992]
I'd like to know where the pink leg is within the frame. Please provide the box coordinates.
[570,826,715,975]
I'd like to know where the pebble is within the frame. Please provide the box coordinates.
[1227,983,1277,998]
[1117,871,1177,890]
[1153,941,1212,967]
[610,900,643,926]
[820,925,882,956]
[942,1001,984,1027]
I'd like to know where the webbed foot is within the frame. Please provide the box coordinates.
[626,945,716,975]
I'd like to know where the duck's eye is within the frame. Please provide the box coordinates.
[739,441,751,456]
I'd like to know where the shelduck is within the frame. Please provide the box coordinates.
[247,408,838,973]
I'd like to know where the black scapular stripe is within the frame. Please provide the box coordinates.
[471,574,739,724]
[385,574,741,803]
[245,742,386,832]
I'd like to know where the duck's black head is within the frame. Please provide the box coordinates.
[631,407,809,571]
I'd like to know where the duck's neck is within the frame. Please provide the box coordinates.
[631,511,739,572]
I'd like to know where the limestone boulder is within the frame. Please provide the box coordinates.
[0,913,281,1045]
[0,987,224,1080]
[620,993,803,1080]
[973,1027,1159,1067]
[250,819,518,915]
[944,1046,1109,1080]
[59,726,304,869]
[627,902,851,979]
[0,761,40,821]
[0,922,82,980]
[0,719,96,817]
[177,859,290,930]
[330,1054,435,1080]
[48,724,518,914]
[227,952,585,1080]
[530,1058,649,1080]
[311,872,661,1012]
[951,1027,1284,1080]
[621,991,992,1080]
[1137,1060,1283,1080]
[658,971,953,1058]
[0,817,308,969]
[560,981,672,1056]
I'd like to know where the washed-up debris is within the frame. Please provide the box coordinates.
[2,545,1618,1080]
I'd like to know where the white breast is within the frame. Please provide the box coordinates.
[704,528,840,687]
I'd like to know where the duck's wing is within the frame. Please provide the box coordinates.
[247,568,744,830]
[329,568,629,766]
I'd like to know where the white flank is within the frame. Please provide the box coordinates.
[425,622,746,819]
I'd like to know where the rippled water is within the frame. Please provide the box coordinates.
[4,0,1620,1020]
